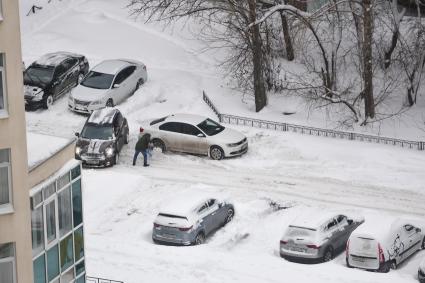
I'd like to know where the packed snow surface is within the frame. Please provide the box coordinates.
[20,0,425,282]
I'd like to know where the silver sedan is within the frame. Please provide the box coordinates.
[68,59,148,114]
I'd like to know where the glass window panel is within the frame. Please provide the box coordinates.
[45,200,56,243]
[0,54,3,66]
[76,275,86,283]
[47,245,59,281]
[74,227,84,261]
[72,180,82,227]
[0,261,14,283]
[58,187,72,237]
[0,149,9,162]
[75,260,85,276]
[71,165,81,180]
[43,183,56,200]
[0,166,10,205]
[31,191,43,209]
[57,173,70,190]
[31,206,44,256]
[33,254,46,283]
[60,234,74,271]
[0,243,14,258]
[0,68,4,110]
[61,268,74,283]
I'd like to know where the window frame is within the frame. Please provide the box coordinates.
[0,148,13,213]
[0,243,17,283]
[0,53,7,117]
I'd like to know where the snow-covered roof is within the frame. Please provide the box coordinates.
[88,108,117,125]
[289,209,340,230]
[92,59,130,75]
[27,132,75,170]
[34,51,82,66]
[166,113,209,126]
[158,193,216,217]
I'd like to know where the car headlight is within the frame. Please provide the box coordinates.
[75,146,82,156]
[33,91,44,101]
[105,147,114,157]
[227,142,239,147]
[90,99,104,106]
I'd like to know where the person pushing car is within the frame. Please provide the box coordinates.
[133,128,151,167]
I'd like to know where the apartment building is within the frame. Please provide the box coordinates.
[0,1,86,283]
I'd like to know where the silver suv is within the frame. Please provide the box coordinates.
[152,196,235,245]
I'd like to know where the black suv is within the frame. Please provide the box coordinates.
[75,108,129,167]
[24,52,89,110]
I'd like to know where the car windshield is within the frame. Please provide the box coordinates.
[24,65,54,85]
[197,118,225,136]
[80,71,114,89]
[81,124,113,140]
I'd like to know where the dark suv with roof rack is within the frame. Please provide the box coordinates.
[24,52,89,110]
[74,108,129,167]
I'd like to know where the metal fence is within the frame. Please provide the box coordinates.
[202,91,425,151]
[86,276,124,283]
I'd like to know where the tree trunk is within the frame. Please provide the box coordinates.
[280,11,295,61]
[384,29,398,69]
[362,0,375,119]
[248,0,267,112]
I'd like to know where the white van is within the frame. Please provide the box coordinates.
[346,218,425,272]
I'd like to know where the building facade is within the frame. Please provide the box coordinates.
[0,0,34,282]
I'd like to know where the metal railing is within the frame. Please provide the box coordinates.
[86,276,124,283]
[202,91,425,151]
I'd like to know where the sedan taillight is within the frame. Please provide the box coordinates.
[179,226,193,232]
[153,223,161,228]
[280,240,288,245]
[306,244,320,249]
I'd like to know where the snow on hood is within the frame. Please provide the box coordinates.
[71,84,109,102]
[24,85,44,97]
[213,127,246,144]
[77,138,114,154]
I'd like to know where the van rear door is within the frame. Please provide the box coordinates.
[349,236,380,270]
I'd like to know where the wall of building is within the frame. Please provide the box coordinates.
[0,0,34,282]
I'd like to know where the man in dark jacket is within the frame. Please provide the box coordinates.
[133,129,151,166]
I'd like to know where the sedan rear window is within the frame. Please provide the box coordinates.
[150,116,168,126]
[286,226,317,238]
[158,213,187,220]
[81,71,114,89]
[197,119,224,136]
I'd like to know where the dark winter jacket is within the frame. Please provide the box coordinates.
[135,133,151,151]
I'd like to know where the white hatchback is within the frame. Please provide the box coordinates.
[140,114,248,160]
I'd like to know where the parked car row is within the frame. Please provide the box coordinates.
[23,51,148,112]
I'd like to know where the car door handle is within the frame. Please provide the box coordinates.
[212,212,216,216]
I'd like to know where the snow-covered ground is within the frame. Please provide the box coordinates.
[20,0,425,282]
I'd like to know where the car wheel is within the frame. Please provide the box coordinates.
[421,236,425,249]
[323,247,333,262]
[44,95,54,109]
[194,233,205,245]
[77,73,85,85]
[390,260,397,270]
[346,258,352,268]
[135,78,144,91]
[106,99,114,107]
[210,146,224,160]
[224,208,234,225]
[153,139,166,153]
[124,131,130,144]
[379,262,391,273]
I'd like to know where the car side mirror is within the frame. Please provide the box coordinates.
[218,202,223,208]
[113,83,120,89]
[197,133,205,138]
[416,228,422,233]
[347,219,353,225]
[75,132,80,137]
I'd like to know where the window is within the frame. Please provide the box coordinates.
[326,219,338,230]
[45,200,57,244]
[61,267,74,283]
[32,206,44,256]
[47,245,59,281]
[71,165,81,180]
[55,64,66,78]
[0,243,16,283]
[76,275,86,283]
[63,58,77,71]
[58,187,72,237]
[182,123,202,136]
[0,54,7,114]
[33,254,46,283]
[60,234,74,271]
[197,119,224,136]
[75,260,85,276]
[159,122,183,133]
[207,199,216,207]
[57,173,70,191]
[72,180,83,227]
[74,227,84,261]
[404,224,414,232]
[0,149,12,207]
[197,203,208,214]
[150,116,168,126]
[43,183,56,200]
[113,69,128,85]
[336,215,346,223]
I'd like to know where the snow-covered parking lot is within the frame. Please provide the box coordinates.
[21,0,425,282]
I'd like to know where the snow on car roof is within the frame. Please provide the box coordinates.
[88,108,117,125]
[158,193,218,218]
[35,51,82,66]
[166,113,210,125]
[350,215,425,246]
[92,59,131,75]
[289,209,341,230]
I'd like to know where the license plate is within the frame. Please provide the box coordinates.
[290,246,306,253]
[352,257,366,262]
[163,233,175,239]
[86,160,99,165]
